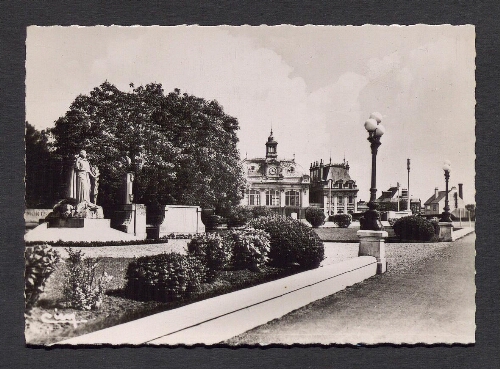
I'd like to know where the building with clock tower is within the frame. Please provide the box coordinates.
[240,131,310,217]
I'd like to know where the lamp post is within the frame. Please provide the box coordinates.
[407,158,411,212]
[360,112,385,231]
[440,160,452,222]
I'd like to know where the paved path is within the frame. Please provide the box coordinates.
[226,233,476,345]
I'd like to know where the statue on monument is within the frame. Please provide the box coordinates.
[46,149,104,220]
[68,150,100,204]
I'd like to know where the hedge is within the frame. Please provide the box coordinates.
[393,215,436,241]
[124,253,207,302]
[248,215,324,270]
[305,207,325,228]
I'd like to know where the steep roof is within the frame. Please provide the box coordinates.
[377,187,399,201]
[323,165,353,182]
[424,191,447,205]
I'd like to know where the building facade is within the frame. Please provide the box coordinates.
[309,159,359,215]
[376,185,421,214]
[423,183,466,217]
[240,131,310,215]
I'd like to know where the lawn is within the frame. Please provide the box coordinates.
[25,255,298,345]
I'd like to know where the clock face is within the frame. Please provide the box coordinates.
[268,166,277,175]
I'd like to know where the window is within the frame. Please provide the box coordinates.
[349,196,353,204]
[285,190,300,206]
[266,190,280,206]
[248,190,260,206]
[433,204,438,212]
[338,196,343,205]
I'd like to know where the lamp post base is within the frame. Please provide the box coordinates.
[439,211,453,223]
[360,209,384,231]
[438,222,453,242]
[357,230,388,274]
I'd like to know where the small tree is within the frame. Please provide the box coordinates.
[465,204,476,221]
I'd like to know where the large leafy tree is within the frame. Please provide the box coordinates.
[25,122,65,208]
[48,81,245,218]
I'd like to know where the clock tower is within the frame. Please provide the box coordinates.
[265,129,278,159]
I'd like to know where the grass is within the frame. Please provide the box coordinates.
[25,256,298,345]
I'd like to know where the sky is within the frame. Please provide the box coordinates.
[26,25,476,204]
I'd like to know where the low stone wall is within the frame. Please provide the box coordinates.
[157,205,205,237]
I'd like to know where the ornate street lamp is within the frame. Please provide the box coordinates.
[360,112,385,231]
[440,160,452,222]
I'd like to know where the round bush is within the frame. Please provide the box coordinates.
[333,213,352,228]
[227,228,271,270]
[248,215,324,270]
[125,253,207,302]
[249,206,276,219]
[305,207,326,228]
[227,206,252,228]
[187,233,232,281]
[393,215,436,241]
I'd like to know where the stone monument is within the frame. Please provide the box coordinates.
[110,157,147,239]
[25,150,142,242]
[46,150,105,227]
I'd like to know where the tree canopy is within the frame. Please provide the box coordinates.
[46,81,245,217]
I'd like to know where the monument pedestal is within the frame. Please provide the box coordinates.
[47,218,110,229]
[111,204,147,240]
[438,222,453,242]
[357,230,388,274]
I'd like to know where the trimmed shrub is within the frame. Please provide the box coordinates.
[429,217,440,236]
[63,248,113,310]
[305,207,326,228]
[393,215,436,241]
[248,215,324,270]
[249,206,276,219]
[227,228,271,270]
[200,208,214,227]
[25,245,60,311]
[125,253,207,302]
[203,214,226,230]
[227,206,252,228]
[333,213,352,228]
[187,233,232,281]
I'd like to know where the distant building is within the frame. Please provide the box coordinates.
[309,158,359,215]
[376,184,420,213]
[240,131,310,216]
[423,183,466,217]
[356,200,369,213]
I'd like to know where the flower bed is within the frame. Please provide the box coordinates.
[25,254,299,345]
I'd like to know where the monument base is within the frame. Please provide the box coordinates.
[111,204,147,240]
[47,218,111,229]
[438,222,453,241]
[357,230,388,274]
[25,219,143,243]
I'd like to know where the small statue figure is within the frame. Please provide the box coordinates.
[68,150,99,204]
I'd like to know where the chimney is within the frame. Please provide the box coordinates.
[458,183,463,199]
[435,187,439,199]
